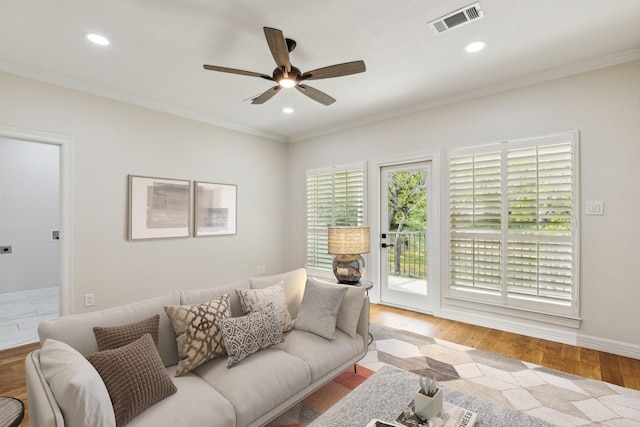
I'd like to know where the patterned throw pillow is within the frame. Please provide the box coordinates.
[164,294,231,376]
[93,314,160,351]
[294,279,348,340]
[236,282,293,332]
[218,304,285,367]
[86,334,177,427]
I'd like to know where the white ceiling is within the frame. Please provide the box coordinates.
[2,0,640,142]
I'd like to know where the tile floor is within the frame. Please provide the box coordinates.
[0,287,59,350]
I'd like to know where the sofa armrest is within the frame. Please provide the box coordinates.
[25,349,64,427]
[356,295,370,347]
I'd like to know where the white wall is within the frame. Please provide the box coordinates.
[0,71,290,313]
[286,60,640,356]
[0,138,59,293]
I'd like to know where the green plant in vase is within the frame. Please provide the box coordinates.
[415,375,443,420]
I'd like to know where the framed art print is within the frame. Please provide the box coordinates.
[195,181,237,236]
[128,175,191,240]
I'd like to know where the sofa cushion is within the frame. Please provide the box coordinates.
[179,278,249,317]
[93,314,160,351]
[308,277,366,338]
[294,279,347,339]
[37,291,181,367]
[127,365,236,427]
[236,282,293,332]
[219,304,285,367]
[275,329,365,382]
[249,268,307,319]
[164,294,231,376]
[193,348,311,427]
[39,339,115,427]
[87,334,177,427]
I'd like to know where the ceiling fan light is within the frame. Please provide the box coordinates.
[278,78,296,88]
[282,107,294,114]
[465,40,486,53]
[84,32,110,46]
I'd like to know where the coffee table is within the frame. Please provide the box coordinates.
[0,397,24,427]
[308,365,557,427]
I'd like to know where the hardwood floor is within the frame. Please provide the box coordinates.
[1,304,638,427]
[369,304,640,391]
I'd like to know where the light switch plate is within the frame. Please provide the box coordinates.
[585,201,604,215]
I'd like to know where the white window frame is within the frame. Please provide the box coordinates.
[445,132,581,327]
[305,163,367,277]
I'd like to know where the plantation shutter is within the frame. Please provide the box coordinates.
[448,133,578,315]
[449,152,502,293]
[507,143,574,303]
[306,165,366,270]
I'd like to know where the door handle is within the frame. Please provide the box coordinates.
[381,243,395,248]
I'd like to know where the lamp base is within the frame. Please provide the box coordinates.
[332,254,365,284]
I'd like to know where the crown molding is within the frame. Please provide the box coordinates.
[0,62,287,143]
[289,49,640,143]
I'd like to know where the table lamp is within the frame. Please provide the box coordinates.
[328,226,370,284]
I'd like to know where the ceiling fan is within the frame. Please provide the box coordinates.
[203,27,366,106]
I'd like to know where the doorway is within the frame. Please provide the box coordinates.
[379,161,433,313]
[0,126,71,350]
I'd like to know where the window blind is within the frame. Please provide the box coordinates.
[306,165,366,270]
[448,133,578,313]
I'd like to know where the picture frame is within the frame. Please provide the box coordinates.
[128,175,191,240]
[195,181,237,236]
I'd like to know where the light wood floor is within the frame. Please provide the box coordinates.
[2,304,639,426]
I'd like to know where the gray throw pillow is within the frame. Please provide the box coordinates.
[218,304,284,367]
[294,279,348,340]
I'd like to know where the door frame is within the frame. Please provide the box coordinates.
[370,150,441,316]
[0,125,72,316]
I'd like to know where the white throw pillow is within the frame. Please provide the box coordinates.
[294,279,348,339]
[40,339,116,427]
[309,277,366,338]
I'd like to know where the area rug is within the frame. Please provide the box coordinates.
[270,323,640,427]
[308,365,557,427]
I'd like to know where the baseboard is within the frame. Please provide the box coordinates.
[439,307,640,360]
[0,287,59,304]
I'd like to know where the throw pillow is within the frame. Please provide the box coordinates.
[236,281,293,332]
[294,279,348,340]
[218,304,285,367]
[309,277,366,338]
[39,339,116,427]
[93,314,160,351]
[86,334,176,427]
[164,294,231,376]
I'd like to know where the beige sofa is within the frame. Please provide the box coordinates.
[25,268,369,427]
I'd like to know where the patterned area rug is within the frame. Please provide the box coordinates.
[271,323,640,427]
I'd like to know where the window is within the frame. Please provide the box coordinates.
[447,132,579,321]
[306,164,366,271]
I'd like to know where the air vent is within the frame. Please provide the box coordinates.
[428,2,484,34]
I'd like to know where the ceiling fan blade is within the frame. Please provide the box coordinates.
[203,65,272,80]
[301,60,366,80]
[251,86,281,104]
[263,27,291,73]
[296,84,336,106]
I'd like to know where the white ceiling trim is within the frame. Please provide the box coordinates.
[2,48,639,144]
[0,61,287,143]
[289,49,640,143]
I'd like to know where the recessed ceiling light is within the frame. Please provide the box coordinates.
[465,40,486,53]
[282,107,294,114]
[84,32,110,46]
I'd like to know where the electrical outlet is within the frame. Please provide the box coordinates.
[84,293,95,307]
[0,246,11,254]
[257,266,266,275]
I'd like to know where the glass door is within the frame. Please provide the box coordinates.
[380,161,432,312]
